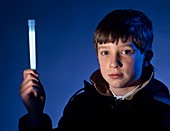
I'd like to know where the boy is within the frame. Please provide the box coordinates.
[19,9,170,130]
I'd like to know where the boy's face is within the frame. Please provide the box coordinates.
[97,38,145,89]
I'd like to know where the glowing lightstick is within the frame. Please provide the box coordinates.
[28,19,36,70]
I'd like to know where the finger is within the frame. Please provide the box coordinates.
[23,69,39,79]
[20,83,42,100]
[20,79,42,97]
[20,86,38,101]
[20,73,40,91]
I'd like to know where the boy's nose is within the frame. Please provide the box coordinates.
[109,56,122,68]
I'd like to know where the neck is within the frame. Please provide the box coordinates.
[109,84,140,96]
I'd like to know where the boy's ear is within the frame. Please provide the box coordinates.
[144,50,153,67]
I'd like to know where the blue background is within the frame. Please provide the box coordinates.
[0,0,170,130]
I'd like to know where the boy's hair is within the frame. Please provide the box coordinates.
[93,9,154,54]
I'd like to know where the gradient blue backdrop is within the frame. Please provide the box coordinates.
[1,0,170,130]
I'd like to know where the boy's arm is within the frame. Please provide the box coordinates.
[19,69,52,130]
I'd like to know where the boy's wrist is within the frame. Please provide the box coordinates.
[19,113,52,131]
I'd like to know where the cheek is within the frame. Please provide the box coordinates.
[133,57,144,77]
[98,59,109,77]
[124,57,143,77]
[99,62,108,75]
[98,57,108,68]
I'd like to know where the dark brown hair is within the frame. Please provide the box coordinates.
[93,9,153,54]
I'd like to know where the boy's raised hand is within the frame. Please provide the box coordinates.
[20,69,46,115]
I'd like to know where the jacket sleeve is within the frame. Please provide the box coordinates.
[18,113,53,131]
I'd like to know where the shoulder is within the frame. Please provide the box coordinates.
[65,80,97,105]
[142,76,170,106]
[61,80,99,115]
[154,95,170,106]
[151,79,170,106]
[151,78,170,95]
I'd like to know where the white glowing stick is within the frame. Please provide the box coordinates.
[28,19,36,70]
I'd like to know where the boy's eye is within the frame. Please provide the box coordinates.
[121,49,134,55]
[101,51,109,55]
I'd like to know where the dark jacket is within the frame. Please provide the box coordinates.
[19,65,170,131]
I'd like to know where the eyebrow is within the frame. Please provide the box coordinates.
[98,46,110,50]
[121,44,133,48]
[98,43,133,50]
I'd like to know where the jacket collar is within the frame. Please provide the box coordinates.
[90,64,154,99]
